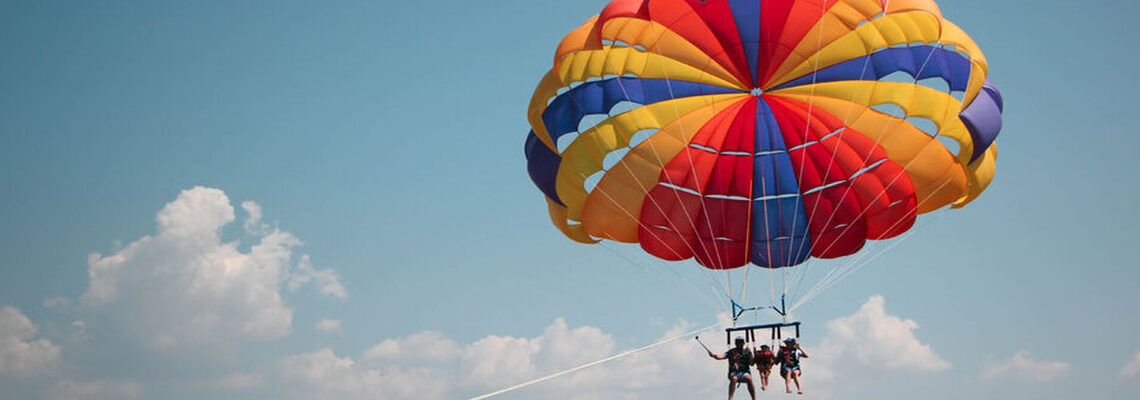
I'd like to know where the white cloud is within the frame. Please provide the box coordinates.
[78,187,346,353]
[816,295,950,372]
[316,319,342,333]
[213,372,264,389]
[272,297,947,400]
[241,201,267,235]
[803,295,949,396]
[289,255,348,299]
[459,317,618,391]
[0,306,61,377]
[458,332,542,390]
[981,350,1071,383]
[276,348,446,400]
[284,318,722,400]
[42,380,143,400]
[1123,350,1140,384]
[362,330,459,365]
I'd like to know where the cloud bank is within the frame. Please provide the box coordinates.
[1,188,961,400]
[270,295,948,400]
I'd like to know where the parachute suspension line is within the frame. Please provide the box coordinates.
[759,174,774,302]
[783,16,956,308]
[792,178,955,310]
[598,71,732,299]
[783,0,944,309]
[778,0,832,313]
[630,44,732,296]
[738,262,751,326]
[793,207,949,311]
[598,241,724,313]
[572,166,730,299]
[794,180,954,309]
[794,208,949,310]
[656,50,732,276]
[464,322,720,400]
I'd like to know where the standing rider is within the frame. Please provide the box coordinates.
[777,337,809,394]
[708,337,757,400]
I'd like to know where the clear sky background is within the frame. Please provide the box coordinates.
[1,1,1138,399]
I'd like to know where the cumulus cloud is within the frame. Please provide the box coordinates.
[270,297,946,400]
[816,295,950,372]
[0,306,61,376]
[289,255,347,299]
[276,348,445,400]
[241,201,267,235]
[459,318,617,391]
[279,318,721,400]
[981,350,1071,382]
[1123,351,1140,384]
[316,319,342,333]
[41,380,143,400]
[362,330,459,365]
[78,187,345,353]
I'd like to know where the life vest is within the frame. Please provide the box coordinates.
[779,347,800,367]
[726,347,753,372]
[756,350,775,367]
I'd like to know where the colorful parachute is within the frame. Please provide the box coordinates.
[524,0,1003,271]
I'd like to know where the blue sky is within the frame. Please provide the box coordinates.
[1,1,1138,399]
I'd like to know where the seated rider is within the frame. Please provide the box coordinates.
[753,344,776,391]
[777,338,809,394]
[708,337,757,400]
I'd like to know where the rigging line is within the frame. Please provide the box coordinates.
[599,241,724,312]
[654,48,732,275]
[600,109,734,299]
[785,23,879,307]
[774,0,836,311]
[789,1,956,260]
[784,1,939,300]
[602,63,737,297]
[612,39,735,277]
[784,84,961,287]
[792,177,955,309]
[787,26,969,275]
[794,177,954,306]
[571,165,730,298]
[630,244,726,310]
[793,208,949,310]
[783,0,834,269]
[802,180,954,304]
[465,322,720,400]
[799,207,950,309]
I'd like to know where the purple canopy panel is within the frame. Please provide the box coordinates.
[959,79,1004,163]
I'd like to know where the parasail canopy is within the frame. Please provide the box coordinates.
[524,0,1003,274]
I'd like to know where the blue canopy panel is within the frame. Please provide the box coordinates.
[524,130,564,206]
[541,78,742,144]
[770,46,972,92]
[727,0,761,86]
[751,99,811,268]
[959,79,1004,163]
